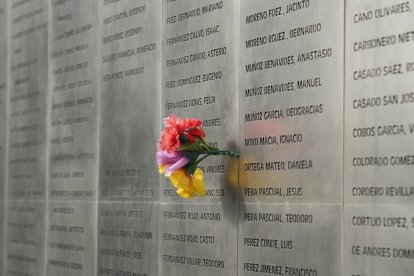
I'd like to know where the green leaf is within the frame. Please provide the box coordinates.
[184,162,198,175]
[178,138,222,153]
[183,151,200,163]
[178,139,203,151]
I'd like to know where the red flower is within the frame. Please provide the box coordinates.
[159,114,205,151]
[159,126,180,151]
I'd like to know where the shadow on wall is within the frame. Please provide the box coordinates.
[222,140,243,225]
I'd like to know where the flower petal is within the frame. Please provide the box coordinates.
[192,168,206,197]
[187,127,205,138]
[187,182,195,197]
[169,169,190,190]
[159,127,180,151]
[159,165,166,174]
[165,156,189,176]
[177,188,193,199]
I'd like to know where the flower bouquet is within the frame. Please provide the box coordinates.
[157,114,238,199]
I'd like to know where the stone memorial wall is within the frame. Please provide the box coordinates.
[7,0,48,275]
[0,0,7,273]
[0,0,413,275]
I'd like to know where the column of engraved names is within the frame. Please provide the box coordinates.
[240,0,343,203]
[49,0,98,200]
[163,0,239,202]
[7,201,46,276]
[240,204,341,275]
[160,204,236,275]
[98,0,161,274]
[47,202,96,275]
[345,1,414,275]
[8,0,48,198]
[0,0,8,272]
[345,1,414,204]
[47,0,99,275]
[98,203,158,276]
[239,0,343,275]
[161,1,238,275]
[6,0,48,275]
[99,0,160,201]
[0,0,7,199]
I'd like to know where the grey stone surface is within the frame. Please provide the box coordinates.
[160,203,237,276]
[160,2,240,274]
[0,1,8,272]
[6,199,46,276]
[345,0,414,204]
[48,0,99,201]
[344,205,414,275]
[0,0,7,200]
[240,0,344,204]
[344,1,414,274]
[239,203,341,275]
[161,0,240,204]
[98,202,159,276]
[6,0,48,274]
[0,200,5,274]
[239,0,344,273]
[99,0,162,202]
[8,0,48,199]
[46,201,97,276]
[0,0,413,275]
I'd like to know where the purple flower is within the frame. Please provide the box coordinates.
[156,149,189,176]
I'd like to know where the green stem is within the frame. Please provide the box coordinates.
[204,150,239,157]
[195,154,210,164]
[194,150,239,165]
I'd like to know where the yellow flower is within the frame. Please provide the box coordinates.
[159,165,166,174]
[163,168,206,199]
[192,168,206,197]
